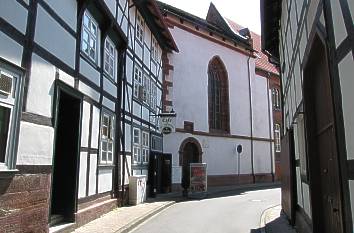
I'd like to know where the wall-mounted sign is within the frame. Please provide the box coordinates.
[159,112,176,135]
[190,163,207,194]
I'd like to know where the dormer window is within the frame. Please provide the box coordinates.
[82,11,98,62]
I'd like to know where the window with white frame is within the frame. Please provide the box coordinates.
[274,124,281,152]
[82,11,98,62]
[142,131,149,163]
[133,128,141,163]
[151,37,158,61]
[104,38,116,80]
[0,65,23,171]
[143,74,150,104]
[150,82,157,111]
[136,14,144,44]
[0,105,11,164]
[272,88,281,110]
[100,112,115,164]
[133,66,143,98]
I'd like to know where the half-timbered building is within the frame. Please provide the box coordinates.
[262,0,354,233]
[158,2,281,191]
[0,0,176,232]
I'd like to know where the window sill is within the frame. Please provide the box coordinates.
[98,164,114,169]
[0,169,18,178]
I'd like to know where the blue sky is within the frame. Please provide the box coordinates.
[159,0,261,34]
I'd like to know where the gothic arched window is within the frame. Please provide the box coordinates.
[208,56,230,133]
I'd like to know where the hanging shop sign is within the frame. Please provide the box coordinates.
[159,112,176,135]
[190,163,207,195]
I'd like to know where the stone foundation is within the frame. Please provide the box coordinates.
[0,167,51,233]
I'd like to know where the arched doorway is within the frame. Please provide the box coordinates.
[179,138,202,192]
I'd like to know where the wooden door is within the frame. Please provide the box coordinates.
[304,36,343,233]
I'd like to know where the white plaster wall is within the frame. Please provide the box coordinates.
[58,69,75,87]
[104,0,116,17]
[35,5,76,69]
[169,27,251,136]
[80,58,101,86]
[91,106,100,149]
[26,53,55,118]
[332,0,347,47]
[103,77,117,98]
[125,124,131,152]
[17,122,54,165]
[79,82,100,103]
[89,154,97,195]
[0,0,28,34]
[78,152,88,198]
[302,183,312,219]
[253,141,272,173]
[0,31,23,67]
[252,75,271,138]
[163,132,268,183]
[81,101,91,147]
[44,0,77,31]
[102,97,115,111]
[98,168,113,193]
[338,48,354,160]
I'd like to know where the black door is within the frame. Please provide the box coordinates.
[304,35,344,233]
[50,89,81,225]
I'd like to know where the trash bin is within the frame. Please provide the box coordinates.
[129,175,147,205]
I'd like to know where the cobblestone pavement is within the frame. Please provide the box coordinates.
[72,200,175,233]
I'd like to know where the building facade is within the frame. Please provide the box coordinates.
[0,0,175,232]
[262,0,354,233]
[158,2,281,190]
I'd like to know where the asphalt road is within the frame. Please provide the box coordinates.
[131,187,281,233]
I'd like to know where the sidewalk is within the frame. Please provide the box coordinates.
[71,182,279,233]
[72,199,175,233]
[260,205,297,233]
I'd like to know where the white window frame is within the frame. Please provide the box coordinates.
[133,128,141,164]
[143,74,150,105]
[274,124,281,152]
[104,37,116,81]
[150,82,157,112]
[133,66,143,99]
[82,11,98,63]
[272,88,281,110]
[0,65,24,171]
[151,37,158,61]
[136,14,144,44]
[142,131,149,164]
[100,112,115,164]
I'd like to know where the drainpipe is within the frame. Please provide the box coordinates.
[247,55,255,183]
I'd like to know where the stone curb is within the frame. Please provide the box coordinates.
[259,204,281,233]
[114,201,176,233]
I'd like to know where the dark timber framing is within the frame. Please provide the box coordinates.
[261,0,354,232]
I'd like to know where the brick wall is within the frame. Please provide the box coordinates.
[0,167,51,233]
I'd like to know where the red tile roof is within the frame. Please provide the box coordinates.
[226,19,279,75]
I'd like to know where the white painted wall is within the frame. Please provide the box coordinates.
[17,122,54,165]
[26,53,55,118]
[0,31,23,67]
[164,26,273,184]
[35,5,76,69]
[44,0,77,31]
[0,0,28,34]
